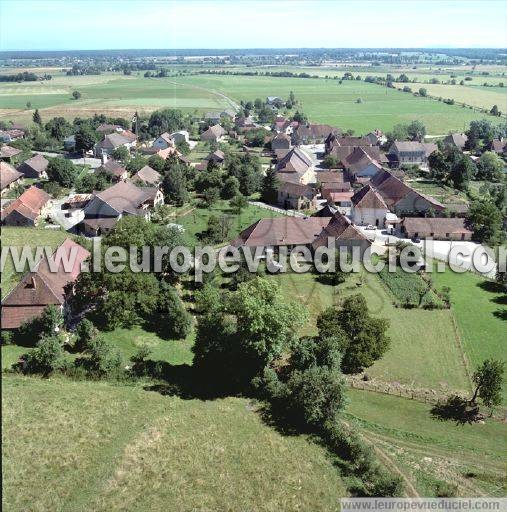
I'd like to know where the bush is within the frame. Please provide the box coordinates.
[74,318,98,351]
[22,335,67,376]
[19,305,63,343]
[81,336,124,378]
[1,330,14,345]
[284,367,347,429]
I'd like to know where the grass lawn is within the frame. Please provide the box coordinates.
[346,389,506,497]
[432,268,506,398]
[1,226,78,298]
[174,199,284,247]
[406,179,468,206]
[271,270,469,392]
[99,326,194,366]
[2,375,347,512]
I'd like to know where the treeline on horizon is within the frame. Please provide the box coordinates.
[1,47,506,60]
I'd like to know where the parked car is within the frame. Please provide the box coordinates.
[365,224,376,230]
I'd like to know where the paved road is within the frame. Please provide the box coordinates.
[34,151,102,169]
[248,201,306,218]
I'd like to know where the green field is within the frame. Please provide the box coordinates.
[2,375,347,512]
[271,270,470,392]
[347,389,506,497]
[432,268,507,399]
[173,199,283,248]
[0,69,501,134]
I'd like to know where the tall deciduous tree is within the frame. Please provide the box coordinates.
[317,294,391,373]
[471,359,504,410]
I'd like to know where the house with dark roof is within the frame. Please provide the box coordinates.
[97,158,128,182]
[1,161,23,195]
[1,238,90,329]
[17,154,49,179]
[388,141,437,167]
[443,133,468,150]
[132,165,162,186]
[325,134,371,154]
[201,124,226,142]
[1,185,52,226]
[80,181,163,236]
[292,124,340,145]
[205,149,226,165]
[271,133,291,151]
[401,217,472,241]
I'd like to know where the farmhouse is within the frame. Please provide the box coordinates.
[388,141,437,166]
[205,149,226,165]
[235,116,258,132]
[343,147,384,181]
[0,129,25,143]
[350,184,389,227]
[325,134,371,154]
[1,238,90,329]
[271,133,291,151]
[277,178,317,210]
[401,217,473,241]
[276,147,315,184]
[17,154,49,179]
[132,165,162,186]
[1,161,23,195]
[97,158,128,181]
[80,181,163,236]
[94,131,137,157]
[292,124,339,145]
[1,185,52,226]
[201,124,226,142]
[231,212,369,254]
[370,169,445,214]
[443,133,468,150]
[266,96,284,106]
[0,144,21,162]
[152,132,175,150]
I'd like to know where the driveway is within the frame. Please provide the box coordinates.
[299,144,326,169]
[356,226,496,277]
[48,197,84,231]
[34,151,102,169]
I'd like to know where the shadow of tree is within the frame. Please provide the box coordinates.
[493,309,507,321]
[138,360,232,401]
[430,395,481,425]
[477,280,505,294]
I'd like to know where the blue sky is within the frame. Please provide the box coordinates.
[1,0,506,51]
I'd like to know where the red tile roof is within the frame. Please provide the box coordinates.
[1,238,90,328]
[1,185,51,221]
